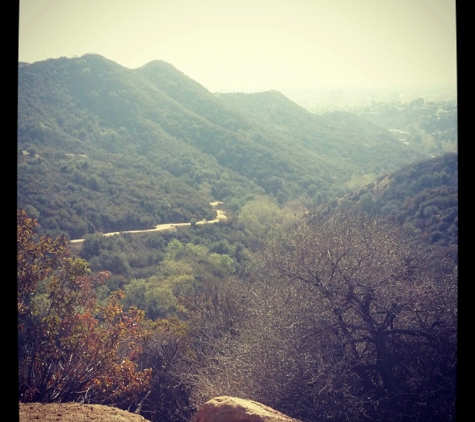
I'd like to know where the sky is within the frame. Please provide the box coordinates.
[18,0,457,93]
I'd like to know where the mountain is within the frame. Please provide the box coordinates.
[18,54,427,239]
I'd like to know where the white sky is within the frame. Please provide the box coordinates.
[18,0,457,93]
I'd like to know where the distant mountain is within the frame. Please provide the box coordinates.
[217,92,421,179]
[351,98,457,157]
[18,54,427,239]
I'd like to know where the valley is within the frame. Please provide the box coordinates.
[17,54,457,422]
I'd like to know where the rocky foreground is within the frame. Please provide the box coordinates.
[19,396,300,422]
[18,402,151,422]
[192,396,301,422]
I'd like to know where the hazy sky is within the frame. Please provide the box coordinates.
[18,0,457,93]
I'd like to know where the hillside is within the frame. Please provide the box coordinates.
[217,91,418,175]
[329,152,457,259]
[17,56,457,421]
[18,54,426,239]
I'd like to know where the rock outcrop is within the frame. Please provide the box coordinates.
[193,396,301,422]
[19,402,152,422]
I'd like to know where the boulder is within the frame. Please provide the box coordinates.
[19,402,152,422]
[193,396,301,422]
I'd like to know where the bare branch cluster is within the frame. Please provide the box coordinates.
[182,208,457,422]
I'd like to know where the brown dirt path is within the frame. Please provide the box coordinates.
[69,202,227,244]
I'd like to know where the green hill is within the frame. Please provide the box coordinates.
[18,54,426,239]
[331,152,458,253]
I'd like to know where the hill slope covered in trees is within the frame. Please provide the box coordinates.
[332,152,458,255]
[18,54,426,239]
[17,53,457,421]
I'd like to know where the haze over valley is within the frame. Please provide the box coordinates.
[17,2,457,422]
[19,1,456,93]
[17,51,458,422]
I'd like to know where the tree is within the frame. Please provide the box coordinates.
[259,208,457,421]
[17,209,152,407]
[357,191,376,213]
[183,208,457,422]
[237,196,282,239]
[133,317,194,422]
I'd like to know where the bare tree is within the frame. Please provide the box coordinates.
[258,208,457,421]
[182,208,457,422]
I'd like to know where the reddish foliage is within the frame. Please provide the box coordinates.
[17,209,152,406]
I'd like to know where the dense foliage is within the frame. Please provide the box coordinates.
[18,54,426,239]
[18,150,457,422]
[180,208,457,422]
[17,54,456,422]
[18,210,152,406]
[334,152,458,255]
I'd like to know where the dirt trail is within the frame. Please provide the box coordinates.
[70,202,227,244]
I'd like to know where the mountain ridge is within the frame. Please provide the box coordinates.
[18,54,427,239]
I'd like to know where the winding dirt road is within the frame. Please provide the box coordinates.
[70,202,227,244]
